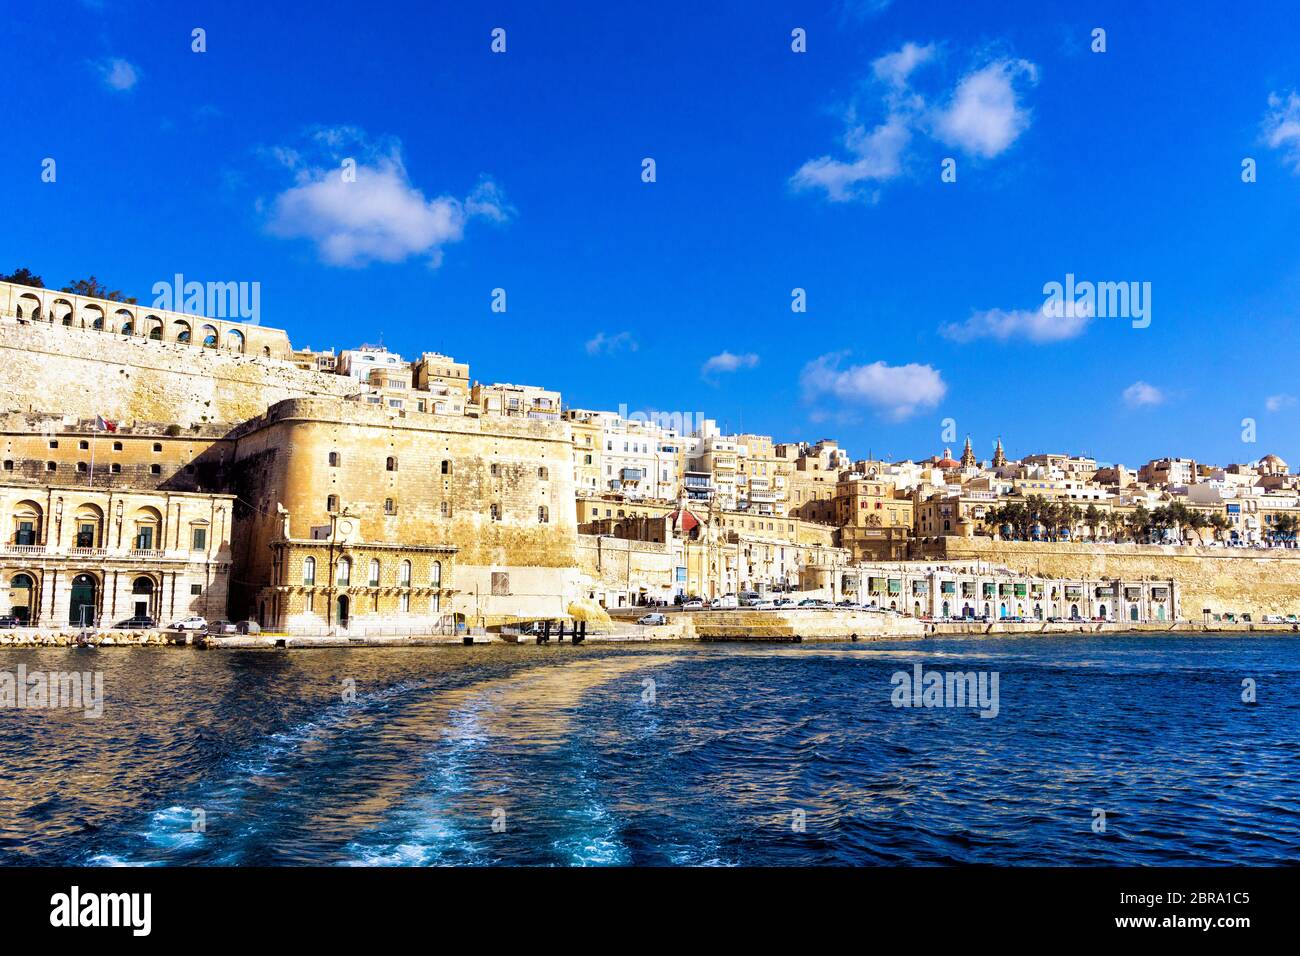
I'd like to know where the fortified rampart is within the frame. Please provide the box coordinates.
[0,312,361,426]
[916,536,1300,619]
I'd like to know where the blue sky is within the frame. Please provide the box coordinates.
[5,0,1300,467]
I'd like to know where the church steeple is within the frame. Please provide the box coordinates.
[960,435,976,468]
[992,436,1007,468]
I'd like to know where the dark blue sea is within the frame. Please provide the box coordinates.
[1,636,1297,866]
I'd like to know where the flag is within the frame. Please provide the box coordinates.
[95,416,117,433]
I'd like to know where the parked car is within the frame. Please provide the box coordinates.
[773,598,796,608]
[0,616,21,629]
[710,594,739,610]
[206,620,238,635]
[236,620,262,635]
[170,616,208,631]
[681,599,705,611]
[751,600,776,610]
[637,613,668,626]
[115,616,155,629]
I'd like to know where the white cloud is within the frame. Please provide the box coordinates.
[1265,393,1297,412]
[1263,90,1300,172]
[941,297,1093,343]
[793,43,1036,202]
[801,353,946,421]
[1122,381,1165,408]
[94,58,139,91]
[263,129,509,267]
[873,42,935,88]
[790,113,912,202]
[701,350,760,380]
[930,59,1037,158]
[585,331,638,355]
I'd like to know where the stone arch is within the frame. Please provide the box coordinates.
[112,306,134,333]
[147,316,164,340]
[200,324,219,348]
[68,572,99,626]
[16,292,42,320]
[8,572,37,622]
[172,319,192,344]
[225,328,245,353]
[50,298,77,326]
[11,498,43,546]
[130,505,163,550]
[71,503,105,549]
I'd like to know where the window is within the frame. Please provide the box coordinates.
[79,440,89,450]
[327,495,339,512]
[386,456,397,471]
[384,498,396,515]
[399,560,411,586]
[76,461,88,473]
[2,460,10,471]
[440,501,450,517]
[192,527,207,550]
[400,592,410,613]
[490,503,501,521]
[190,584,202,595]
[150,464,161,475]
[432,561,442,587]
[110,463,121,474]
[369,559,381,586]
[46,461,56,472]
[49,440,58,449]
[538,466,549,480]
[153,443,162,453]
[538,506,549,524]
[336,558,351,586]
[491,463,501,477]
[303,556,316,585]
[441,460,452,475]
[112,441,122,452]
[328,451,340,467]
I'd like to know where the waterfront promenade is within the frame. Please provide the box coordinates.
[2,607,1297,648]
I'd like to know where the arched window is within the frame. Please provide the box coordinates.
[303,556,316,585]
[12,500,43,546]
[326,495,339,512]
[336,557,351,586]
[399,560,411,586]
[328,451,340,467]
[386,456,397,471]
[431,561,442,587]
[368,559,380,586]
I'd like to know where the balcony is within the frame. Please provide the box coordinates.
[1,543,46,556]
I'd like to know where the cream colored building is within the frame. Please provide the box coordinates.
[0,482,232,626]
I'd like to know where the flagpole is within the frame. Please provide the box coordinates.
[89,419,97,488]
